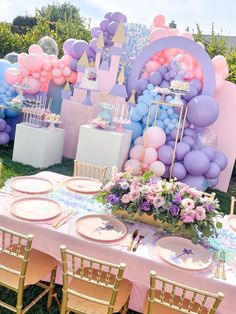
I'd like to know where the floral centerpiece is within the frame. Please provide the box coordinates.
[96,169,223,244]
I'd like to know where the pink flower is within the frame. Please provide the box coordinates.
[180,209,196,223]
[103,182,114,192]
[152,196,165,208]
[128,190,140,201]
[195,206,206,221]
[121,194,131,204]
[146,193,155,203]
[181,198,195,210]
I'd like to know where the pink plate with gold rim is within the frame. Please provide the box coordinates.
[65,177,101,194]
[10,196,62,221]
[9,176,53,194]
[228,215,236,232]
[75,214,127,242]
[156,237,211,270]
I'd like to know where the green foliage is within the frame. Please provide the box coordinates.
[226,49,236,84]
[11,16,37,34]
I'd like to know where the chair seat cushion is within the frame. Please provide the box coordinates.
[67,268,132,313]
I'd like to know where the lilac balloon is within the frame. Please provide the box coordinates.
[174,74,184,81]
[160,80,170,88]
[183,127,196,138]
[91,27,100,37]
[63,38,76,55]
[107,21,118,35]
[208,177,219,187]
[104,12,112,20]
[4,124,11,134]
[100,19,110,31]
[184,150,210,175]
[163,165,170,178]
[71,40,88,59]
[164,73,171,81]
[148,72,162,85]
[137,78,148,92]
[189,79,202,92]
[167,140,175,148]
[89,38,98,52]
[170,128,181,141]
[158,145,174,165]
[111,11,123,22]
[95,30,103,38]
[199,146,216,161]
[0,132,9,144]
[159,65,168,75]
[122,14,127,23]
[182,135,194,148]
[183,85,198,101]
[182,175,206,191]
[69,58,78,71]
[176,142,191,161]
[213,151,227,170]
[204,162,221,179]
[0,119,7,131]
[168,70,177,79]
[172,162,187,180]
[187,95,219,127]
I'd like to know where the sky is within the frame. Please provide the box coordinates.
[0,0,236,35]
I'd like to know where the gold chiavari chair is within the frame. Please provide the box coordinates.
[144,271,224,314]
[230,196,236,215]
[60,245,132,314]
[73,160,107,181]
[0,227,59,314]
[201,191,216,201]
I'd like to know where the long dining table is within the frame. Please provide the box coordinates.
[0,171,236,313]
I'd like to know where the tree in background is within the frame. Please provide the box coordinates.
[11,16,37,35]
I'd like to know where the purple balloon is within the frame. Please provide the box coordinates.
[182,135,194,148]
[63,38,76,55]
[183,85,198,101]
[71,40,88,59]
[137,78,148,92]
[174,74,184,81]
[184,150,210,175]
[0,119,7,131]
[0,132,9,145]
[187,95,219,127]
[4,124,11,134]
[158,145,174,165]
[199,146,216,161]
[160,80,170,88]
[182,175,206,191]
[208,177,219,187]
[172,162,187,180]
[89,38,98,52]
[164,73,171,81]
[95,29,103,38]
[167,140,175,148]
[183,127,196,138]
[170,128,181,141]
[175,142,191,161]
[111,11,123,22]
[69,58,78,71]
[189,79,202,92]
[204,162,221,179]
[148,71,162,86]
[107,21,118,35]
[104,12,112,20]
[100,19,110,31]
[159,65,168,75]
[213,151,227,170]
[163,165,170,178]
[91,27,100,37]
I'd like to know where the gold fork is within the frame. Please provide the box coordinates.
[132,230,146,252]
[214,251,220,279]
[220,251,227,280]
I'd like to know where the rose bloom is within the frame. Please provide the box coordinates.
[180,209,196,223]
[152,195,165,208]
[195,206,206,221]
[121,194,131,204]
[103,182,115,192]
[128,190,140,201]
[146,193,155,203]
[181,198,195,210]
[140,185,150,195]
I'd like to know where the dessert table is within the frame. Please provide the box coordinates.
[0,171,235,314]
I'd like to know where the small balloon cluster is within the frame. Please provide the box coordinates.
[0,118,12,145]
[4,44,77,94]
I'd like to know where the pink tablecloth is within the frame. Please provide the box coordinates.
[0,171,235,313]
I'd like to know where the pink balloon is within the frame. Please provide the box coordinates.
[212,55,227,72]
[124,159,141,176]
[180,32,194,40]
[141,72,149,78]
[52,68,62,78]
[130,145,144,160]
[222,66,229,80]
[63,67,72,77]
[27,76,41,94]
[215,72,224,91]
[59,63,65,69]
[68,71,77,84]
[134,136,144,146]
[146,60,161,73]
[163,48,177,59]
[18,53,28,65]
[141,162,149,171]
[53,77,66,85]
[28,44,44,55]
[25,53,44,72]
[149,28,168,42]
[153,15,165,27]
[52,60,60,68]
[40,70,48,77]
[144,147,158,164]
[62,55,72,66]
[149,161,166,177]
[32,72,40,79]
[4,68,20,85]
[194,67,203,80]
[168,29,180,36]
[49,55,58,61]
[144,126,166,149]
[43,60,52,71]
[40,77,47,83]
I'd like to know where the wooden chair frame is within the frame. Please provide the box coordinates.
[201,191,216,200]
[230,196,236,215]
[60,245,129,314]
[0,227,58,314]
[146,271,224,314]
[73,160,107,181]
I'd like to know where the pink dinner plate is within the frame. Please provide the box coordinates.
[75,214,127,242]
[65,177,101,194]
[9,176,53,194]
[156,237,212,271]
[228,216,236,232]
[10,196,62,221]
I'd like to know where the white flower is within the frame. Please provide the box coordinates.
[181,198,195,209]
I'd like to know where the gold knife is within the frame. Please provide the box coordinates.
[53,212,74,229]
[52,210,73,228]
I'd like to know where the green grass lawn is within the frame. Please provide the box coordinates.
[0,142,235,313]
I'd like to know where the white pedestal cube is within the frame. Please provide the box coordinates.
[13,124,65,168]
[76,125,132,177]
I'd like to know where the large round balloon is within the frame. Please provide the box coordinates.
[143,126,166,149]
[25,54,44,72]
[63,38,76,55]
[184,150,210,175]
[187,95,219,127]
[182,175,206,191]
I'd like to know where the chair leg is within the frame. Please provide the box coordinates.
[120,297,130,314]
[47,266,57,309]
[60,288,68,314]
[16,286,24,314]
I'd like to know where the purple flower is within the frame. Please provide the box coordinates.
[173,193,182,204]
[140,201,151,212]
[107,194,120,204]
[205,204,215,211]
[169,205,180,216]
